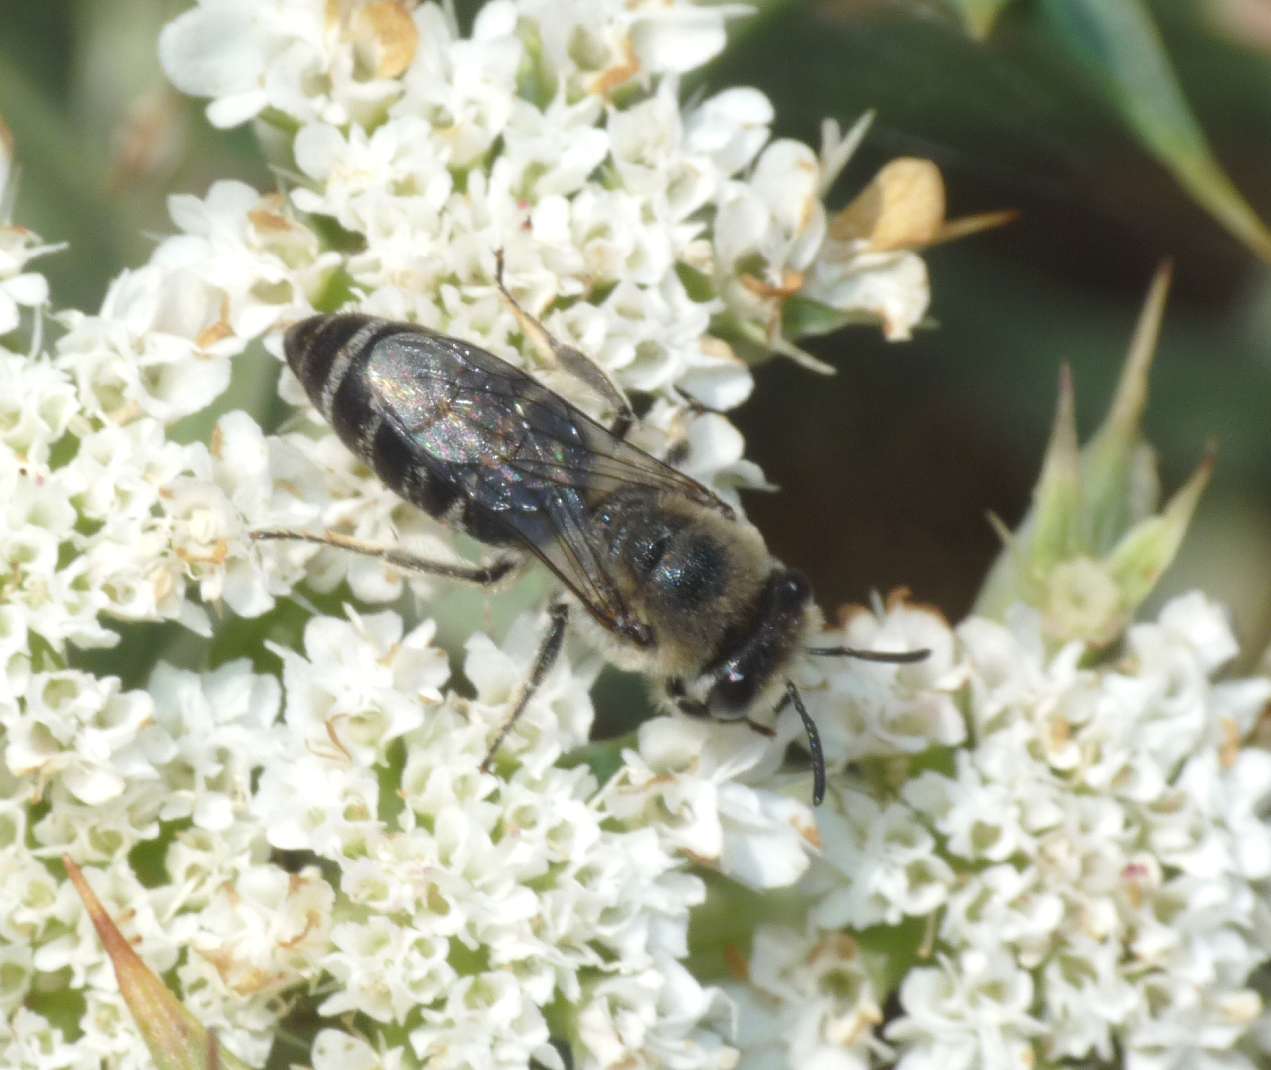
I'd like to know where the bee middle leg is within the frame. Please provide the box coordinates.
[494,250,636,440]
[249,528,521,585]
[480,601,570,773]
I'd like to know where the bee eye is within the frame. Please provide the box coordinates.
[775,570,811,607]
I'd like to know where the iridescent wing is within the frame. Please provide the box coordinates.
[362,325,726,641]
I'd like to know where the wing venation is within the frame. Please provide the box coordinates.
[363,326,721,637]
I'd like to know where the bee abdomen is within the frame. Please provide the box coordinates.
[285,315,381,418]
[285,314,461,521]
[369,419,461,519]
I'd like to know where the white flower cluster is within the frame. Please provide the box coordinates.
[1,1,930,1066]
[9,2,1266,1068]
[734,593,1271,1070]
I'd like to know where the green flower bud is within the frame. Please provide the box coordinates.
[974,264,1212,647]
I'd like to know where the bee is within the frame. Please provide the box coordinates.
[254,260,924,804]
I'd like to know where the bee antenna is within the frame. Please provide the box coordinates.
[783,680,826,807]
[806,645,930,664]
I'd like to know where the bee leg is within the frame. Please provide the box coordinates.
[673,385,725,416]
[249,529,520,585]
[494,250,636,440]
[663,387,728,468]
[480,602,570,773]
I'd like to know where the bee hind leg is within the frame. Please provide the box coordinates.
[249,528,521,585]
[493,250,636,440]
[480,601,571,774]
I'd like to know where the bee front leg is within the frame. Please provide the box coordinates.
[480,601,570,773]
[494,250,636,440]
[249,529,521,585]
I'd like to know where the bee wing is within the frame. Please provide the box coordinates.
[372,329,721,639]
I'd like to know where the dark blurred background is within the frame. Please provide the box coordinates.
[3,0,1270,660]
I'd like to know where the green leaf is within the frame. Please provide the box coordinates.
[560,737,629,787]
[1041,0,1271,261]
[943,0,1020,40]
[782,295,851,342]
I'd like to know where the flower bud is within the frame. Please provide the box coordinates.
[975,264,1212,647]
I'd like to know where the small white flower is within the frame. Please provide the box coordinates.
[319,915,458,1023]
[56,267,232,425]
[807,598,966,765]
[505,94,612,200]
[292,115,457,235]
[0,849,63,950]
[251,751,382,855]
[0,942,32,1015]
[939,863,1064,968]
[0,355,77,463]
[803,245,930,342]
[270,607,449,761]
[608,716,816,889]
[685,88,775,177]
[312,1029,411,1070]
[735,591,1271,1068]
[4,672,153,805]
[188,863,334,990]
[160,0,414,129]
[1039,935,1138,1062]
[1,1007,88,1070]
[886,950,1044,1070]
[0,147,62,333]
[395,4,519,168]
[146,660,283,831]
[575,962,737,1070]
[732,924,885,1070]
[812,791,954,929]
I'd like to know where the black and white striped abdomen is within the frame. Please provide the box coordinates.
[284,314,465,523]
[285,315,381,424]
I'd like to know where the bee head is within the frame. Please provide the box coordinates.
[678,568,814,721]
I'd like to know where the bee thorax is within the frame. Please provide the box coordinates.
[591,489,774,674]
